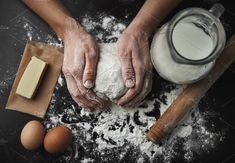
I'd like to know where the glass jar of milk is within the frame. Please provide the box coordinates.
[150,4,226,84]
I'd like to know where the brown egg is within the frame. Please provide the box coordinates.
[43,125,72,154]
[20,120,45,150]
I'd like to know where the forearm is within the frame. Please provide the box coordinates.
[22,0,80,40]
[128,0,182,36]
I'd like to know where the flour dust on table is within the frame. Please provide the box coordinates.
[44,75,226,163]
[6,13,228,162]
[0,67,17,106]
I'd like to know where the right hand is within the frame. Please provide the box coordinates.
[62,18,106,110]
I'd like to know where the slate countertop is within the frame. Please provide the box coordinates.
[0,0,235,163]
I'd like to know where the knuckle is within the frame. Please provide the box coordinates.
[80,35,89,43]
[129,87,139,96]
[145,62,153,70]
[70,89,80,97]
[130,35,137,41]
[124,67,134,75]
[135,62,144,70]
[89,48,97,55]
[85,34,93,41]
[119,52,131,59]
[82,43,89,52]
[84,65,95,74]
[84,70,95,78]
[74,99,87,108]
[62,67,70,76]
[79,90,87,97]
[78,103,86,109]
[70,66,83,77]
[90,103,99,110]
[71,68,81,77]
[87,50,97,60]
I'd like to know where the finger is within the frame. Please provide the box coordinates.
[71,95,95,111]
[117,62,144,106]
[74,77,106,109]
[69,56,104,109]
[83,49,99,89]
[126,41,152,107]
[64,73,95,109]
[71,95,93,110]
[82,49,107,108]
[127,72,152,107]
[65,75,94,109]
[127,46,152,107]
[118,51,135,88]
[86,89,107,109]
[63,55,102,108]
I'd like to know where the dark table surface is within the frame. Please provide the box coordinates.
[0,0,235,163]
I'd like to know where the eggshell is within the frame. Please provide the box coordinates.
[20,120,45,150]
[44,125,72,154]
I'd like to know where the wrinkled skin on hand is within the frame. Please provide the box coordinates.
[117,27,153,107]
[62,18,106,110]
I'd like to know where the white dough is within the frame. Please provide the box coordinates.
[94,43,127,101]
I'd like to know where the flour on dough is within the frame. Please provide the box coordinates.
[94,43,127,101]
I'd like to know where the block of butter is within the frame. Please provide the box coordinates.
[16,56,48,99]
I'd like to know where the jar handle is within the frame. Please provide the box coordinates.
[209,3,225,18]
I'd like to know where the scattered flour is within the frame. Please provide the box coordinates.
[0,67,17,108]
[80,14,126,43]
[45,74,226,163]
[176,125,193,138]
[2,12,227,163]
[20,17,63,47]
[0,25,9,31]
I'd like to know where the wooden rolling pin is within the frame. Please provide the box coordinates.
[147,34,235,144]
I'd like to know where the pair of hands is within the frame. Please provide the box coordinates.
[62,19,152,110]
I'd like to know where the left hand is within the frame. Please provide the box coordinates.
[117,26,153,107]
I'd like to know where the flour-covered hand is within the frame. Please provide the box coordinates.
[62,18,106,110]
[117,27,153,106]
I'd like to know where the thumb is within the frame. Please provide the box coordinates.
[119,53,135,88]
[83,51,98,89]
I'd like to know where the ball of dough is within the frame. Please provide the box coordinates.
[94,43,127,101]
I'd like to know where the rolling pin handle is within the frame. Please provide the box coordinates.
[147,123,166,144]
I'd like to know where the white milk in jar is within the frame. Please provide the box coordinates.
[172,22,214,60]
[150,4,226,84]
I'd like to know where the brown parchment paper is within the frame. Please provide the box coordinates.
[6,41,64,118]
